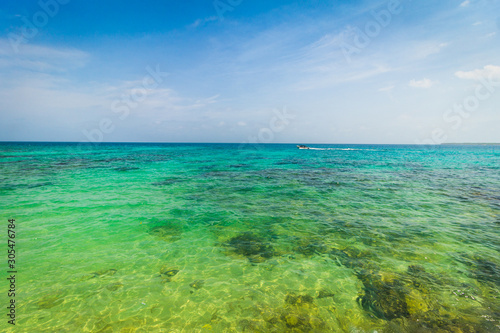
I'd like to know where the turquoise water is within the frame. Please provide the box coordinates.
[1,142,499,332]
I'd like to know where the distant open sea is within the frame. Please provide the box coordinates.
[1,142,499,332]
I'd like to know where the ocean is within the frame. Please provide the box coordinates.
[1,142,499,332]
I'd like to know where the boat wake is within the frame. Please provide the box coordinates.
[307,148,379,151]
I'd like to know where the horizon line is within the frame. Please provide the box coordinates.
[1,141,499,145]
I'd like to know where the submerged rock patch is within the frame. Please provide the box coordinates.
[148,222,183,242]
[151,178,180,186]
[37,292,64,309]
[92,269,118,278]
[294,238,329,257]
[317,289,335,299]
[189,280,205,290]
[285,293,314,306]
[159,265,179,283]
[329,247,378,271]
[472,257,500,286]
[114,166,139,172]
[225,232,274,262]
[458,253,500,287]
[106,282,123,291]
[356,271,410,320]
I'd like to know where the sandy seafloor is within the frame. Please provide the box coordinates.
[1,142,499,332]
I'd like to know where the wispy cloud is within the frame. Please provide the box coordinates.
[409,78,436,88]
[460,0,470,7]
[0,39,221,140]
[378,85,395,92]
[455,65,500,80]
[412,41,449,59]
[0,39,90,72]
[189,16,218,28]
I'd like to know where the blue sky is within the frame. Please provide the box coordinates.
[0,0,499,143]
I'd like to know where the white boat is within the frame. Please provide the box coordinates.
[297,145,310,149]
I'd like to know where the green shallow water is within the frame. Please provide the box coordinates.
[1,142,499,332]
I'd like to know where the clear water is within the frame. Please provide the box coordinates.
[1,142,499,332]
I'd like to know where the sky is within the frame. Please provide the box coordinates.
[0,0,499,144]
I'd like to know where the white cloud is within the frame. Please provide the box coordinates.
[303,33,343,60]
[0,39,221,140]
[0,38,220,115]
[378,85,395,92]
[460,0,470,7]
[409,78,435,88]
[0,39,90,72]
[189,16,218,28]
[455,65,500,80]
[413,41,449,59]
[0,70,222,142]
